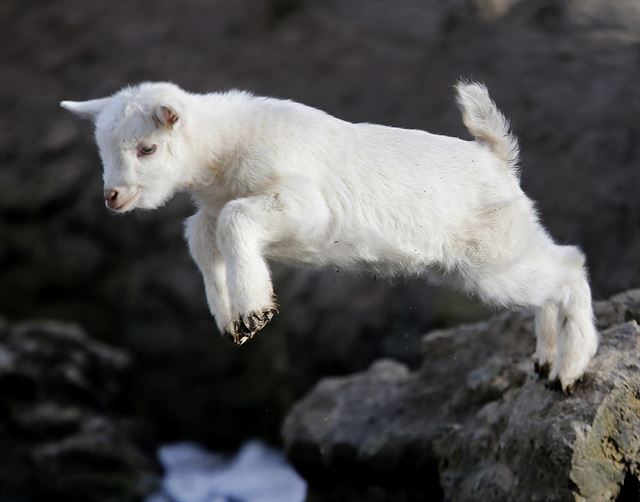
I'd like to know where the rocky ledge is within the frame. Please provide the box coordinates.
[0,318,156,502]
[283,290,640,501]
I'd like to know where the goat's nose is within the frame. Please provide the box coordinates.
[105,188,118,202]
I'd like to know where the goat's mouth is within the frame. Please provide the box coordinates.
[110,191,139,213]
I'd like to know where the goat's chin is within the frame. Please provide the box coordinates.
[136,193,173,211]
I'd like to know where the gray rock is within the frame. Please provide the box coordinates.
[282,290,640,501]
[0,318,156,502]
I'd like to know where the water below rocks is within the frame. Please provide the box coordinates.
[147,441,306,502]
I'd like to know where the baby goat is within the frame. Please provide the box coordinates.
[61,81,598,392]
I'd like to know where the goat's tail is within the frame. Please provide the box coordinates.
[455,80,520,173]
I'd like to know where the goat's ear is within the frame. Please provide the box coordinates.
[60,98,109,120]
[154,105,180,129]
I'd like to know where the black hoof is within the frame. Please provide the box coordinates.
[225,307,278,346]
[534,361,551,379]
[544,377,580,395]
[545,378,562,392]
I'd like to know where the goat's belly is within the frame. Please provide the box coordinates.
[265,231,441,273]
[265,238,360,268]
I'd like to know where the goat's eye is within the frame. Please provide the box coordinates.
[138,144,156,157]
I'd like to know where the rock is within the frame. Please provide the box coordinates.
[282,290,640,501]
[0,318,156,502]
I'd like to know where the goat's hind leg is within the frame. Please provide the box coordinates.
[471,244,598,393]
[533,301,558,379]
[546,246,598,393]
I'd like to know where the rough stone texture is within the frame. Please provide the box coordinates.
[3,0,640,445]
[283,290,640,501]
[0,318,156,502]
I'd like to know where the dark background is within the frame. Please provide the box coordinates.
[1,0,639,449]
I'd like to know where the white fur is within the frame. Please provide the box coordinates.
[61,81,598,390]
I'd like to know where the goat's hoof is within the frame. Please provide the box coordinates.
[545,378,562,392]
[545,376,580,395]
[560,375,584,395]
[533,360,551,379]
[225,307,278,346]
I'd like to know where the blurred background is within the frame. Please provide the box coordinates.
[1,0,639,498]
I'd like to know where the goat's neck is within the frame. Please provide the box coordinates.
[185,92,258,210]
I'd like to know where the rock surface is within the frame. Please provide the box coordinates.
[283,290,640,501]
[0,317,156,502]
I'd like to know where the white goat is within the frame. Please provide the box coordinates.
[61,81,598,392]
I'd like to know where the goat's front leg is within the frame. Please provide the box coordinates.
[185,210,233,335]
[215,195,291,345]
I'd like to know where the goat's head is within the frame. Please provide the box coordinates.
[62,82,191,213]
